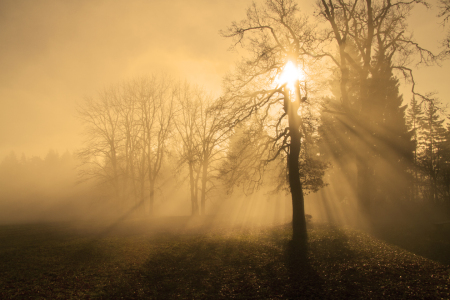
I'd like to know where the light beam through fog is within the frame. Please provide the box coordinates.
[1,1,450,298]
[0,0,449,270]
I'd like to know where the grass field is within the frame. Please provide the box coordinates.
[0,217,449,299]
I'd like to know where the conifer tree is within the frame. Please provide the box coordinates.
[439,124,450,207]
[406,96,424,201]
[318,0,444,213]
[419,100,446,204]
[366,52,414,204]
[406,97,424,166]
[321,49,414,209]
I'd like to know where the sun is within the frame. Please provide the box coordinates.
[275,60,304,92]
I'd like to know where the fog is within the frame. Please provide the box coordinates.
[0,146,446,233]
[0,149,292,227]
[0,0,254,159]
[1,0,450,234]
[0,0,449,158]
[3,2,450,299]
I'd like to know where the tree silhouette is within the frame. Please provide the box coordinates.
[77,75,175,214]
[174,83,229,216]
[217,0,326,246]
[366,52,414,205]
[439,0,450,53]
[419,100,446,204]
[317,0,443,212]
[405,97,450,208]
[406,96,424,201]
[174,83,202,215]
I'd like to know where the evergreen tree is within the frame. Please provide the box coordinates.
[406,97,425,201]
[406,97,424,164]
[439,124,450,209]
[419,100,446,204]
[319,40,364,200]
[366,52,414,205]
[322,49,414,210]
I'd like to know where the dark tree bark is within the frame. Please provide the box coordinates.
[218,0,326,247]
[286,85,307,244]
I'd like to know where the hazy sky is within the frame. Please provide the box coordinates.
[0,0,449,159]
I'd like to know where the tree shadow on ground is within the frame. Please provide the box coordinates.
[104,230,325,299]
[3,221,449,299]
[284,239,326,299]
[307,224,368,298]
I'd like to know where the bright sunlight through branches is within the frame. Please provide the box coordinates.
[275,61,305,96]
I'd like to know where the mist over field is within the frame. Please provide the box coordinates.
[0,0,448,247]
[0,150,292,227]
[1,0,450,298]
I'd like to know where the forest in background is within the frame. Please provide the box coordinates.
[1,0,450,232]
[2,85,450,227]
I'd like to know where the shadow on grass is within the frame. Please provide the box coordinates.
[103,231,325,299]
[2,221,449,299]
[284,239,326,299]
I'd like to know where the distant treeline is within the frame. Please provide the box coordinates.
[4,0,450,225]
[0,150,78,201]
[0,150,101,223]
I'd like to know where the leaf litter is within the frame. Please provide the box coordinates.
[0,221,448,299]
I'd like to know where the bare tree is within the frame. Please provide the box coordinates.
[196,93,230,215]
[138,76,175,215]
[174,82,202,215]
[439,0,450,52]
[77,75,175,215]
[174,83,229,215]
[77,87,123,203]
[218,0,327,246]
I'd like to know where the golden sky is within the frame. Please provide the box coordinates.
[0,0,448,159]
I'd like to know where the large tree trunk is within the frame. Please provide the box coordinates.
[287,86,307,247]
[289,131,307,244]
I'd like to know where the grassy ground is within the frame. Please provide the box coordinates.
[369,211,450,267]
[0,218,449,299]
